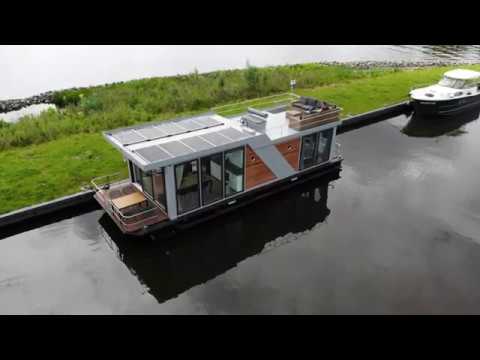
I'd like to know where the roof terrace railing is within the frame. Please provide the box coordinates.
[212,92,300,117]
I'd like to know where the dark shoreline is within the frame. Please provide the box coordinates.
[1,60,478,115]
[0,91,55,114]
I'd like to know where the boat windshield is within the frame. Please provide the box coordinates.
[438,76,466,89]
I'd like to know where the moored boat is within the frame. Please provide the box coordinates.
[92,96,343,236]
[410,69,480,117]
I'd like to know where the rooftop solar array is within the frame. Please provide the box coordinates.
[135,146,171,163]
[132,126,254,164]
[110,115,224,146]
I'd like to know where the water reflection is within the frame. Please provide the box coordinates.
[402,107,480,138]
[99,169,340,304]
[0,103,56,123]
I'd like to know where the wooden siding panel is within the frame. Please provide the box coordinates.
[275,138,300,171]
[284,152,300,171]
[246,163,275,189]
[245,145,276,189]
[246,145,261,166]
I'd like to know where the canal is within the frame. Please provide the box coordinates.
[2,109,480,314]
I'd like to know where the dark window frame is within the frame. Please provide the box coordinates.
[140,170,154,199]
[174,159,201,215]
[200,153,224,206]
[299,129,334,170]
[224,146,245,198]
[152,168,168,212]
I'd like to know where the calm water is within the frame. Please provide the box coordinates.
[2,109,480,314]
[2,45,480,100]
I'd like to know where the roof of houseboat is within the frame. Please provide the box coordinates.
[443,69,480,80]
[104,104,340,171]
[104,113,260,169]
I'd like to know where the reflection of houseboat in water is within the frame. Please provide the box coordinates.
[99,169,340,304]
[92,96,343,236]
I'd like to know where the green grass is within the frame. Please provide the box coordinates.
[298,65,480,117]
[0,133,126,214]
[0,63,396,151]
[1,63,480,214]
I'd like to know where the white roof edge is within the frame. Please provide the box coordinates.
[444,69,480,80]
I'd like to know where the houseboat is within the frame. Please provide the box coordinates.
[92,96,343,236]
[410,69,480,117]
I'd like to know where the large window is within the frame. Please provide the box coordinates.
[300,133,317,169]
[316,128,333,164]
[175,160,200,214]
[130,161,154,198]
[152,169,167,211]
[201,153,223,205]
[133,164,142,186]
[224,147,245,197]
[300,129,334,170]
[129,160,135,182]
[141,171,154,199]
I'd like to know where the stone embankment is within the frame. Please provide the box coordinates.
[0,91,55,113]
[317,60,480,69]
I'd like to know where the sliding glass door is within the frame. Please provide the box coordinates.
[316,128,333,164]
[140,171,154,199]
[201,153,223,205]
[224,147,245,197]
[300,129,334,170]
[175,160,200,215]
[152,169,167,211]
[300,133,317,169]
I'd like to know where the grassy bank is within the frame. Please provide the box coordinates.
[1,63,480,214]
[0,64,394,151]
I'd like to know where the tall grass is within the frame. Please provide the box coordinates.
[0,63,396,151]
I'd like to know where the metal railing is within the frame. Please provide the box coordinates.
[92,172,166,232]
[112,204,164,233]
[91,172,129,192]
[212,92,300,117]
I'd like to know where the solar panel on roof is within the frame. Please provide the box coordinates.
[195,117,222,127]
[199,132,231,146]
[136,126,166,140]
[157,123,184,136]
[135,146,172,163]
[112,130,145,145]
[181,136,215,152]
[176,119,204,131]
[159,141,194,157]
[217,128,249,141]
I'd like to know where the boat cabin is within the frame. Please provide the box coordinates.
[410,69,480,116]
[92,96,343,235]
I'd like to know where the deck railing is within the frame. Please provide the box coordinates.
[92,173,166,233]
[112,204,164,233]
[91,172,129,192]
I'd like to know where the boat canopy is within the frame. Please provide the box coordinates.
[443,69,480,80]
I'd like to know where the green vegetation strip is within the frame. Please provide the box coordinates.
[1,63,480,214]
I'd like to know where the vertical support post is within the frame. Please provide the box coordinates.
[329,126,337,161]
[164,165,178,220]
